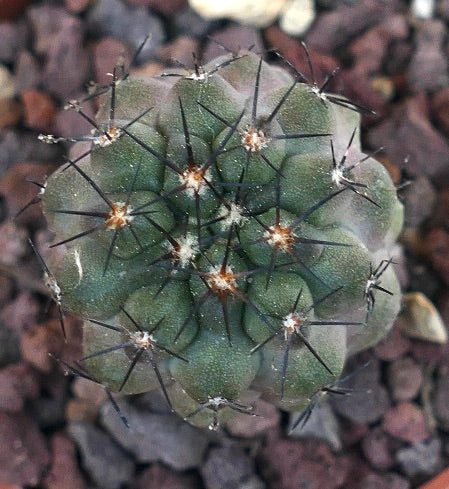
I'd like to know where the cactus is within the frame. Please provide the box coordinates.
[36,46,403,430]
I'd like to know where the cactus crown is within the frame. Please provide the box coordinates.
[34,43,403,430]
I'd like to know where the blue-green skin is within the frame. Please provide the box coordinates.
[40,52,402,427]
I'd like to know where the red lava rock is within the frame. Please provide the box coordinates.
[14,51,41,93]
[258,434,350,489]
[361,427,394,470]
[225,398,280,438]
[21,320,67,373]
[382,402,431,444]
[265,26,338,86]
[42,432,87,489]
[367,94,449,188]
[425,228,449,286]
[41,16,89,100]
[202,25,264,63]
[387,356,423,402]
[431,87,449,138]
[0,411,50,486]
[0,292,40,333]
[92,37,130,86]
[0,363,40,412]
[305,0,395,54]
[137,464,199,489]
[0,98,21,130]
[128,0,186,15]
[21,90,56,132]
[0,0,31,20]
[157,36,200,67]
[0,161,58,224]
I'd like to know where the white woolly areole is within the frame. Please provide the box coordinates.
[131,331,155,349]
[206,265,237,291]
[217,202,248,230]
[179,167,211,197]
[105,202,135,230]
[168,233,198,268]
[241,127,270,152]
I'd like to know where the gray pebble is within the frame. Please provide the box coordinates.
[69,421,134,489]
[87,0,165,63]
[173,6,220,38]
[396,436,443,478]
[100,400,209,470]
[0,20,29,64]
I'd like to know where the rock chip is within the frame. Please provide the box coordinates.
[0,320,20,367]
[201,445,256,489]
[0,20,29,63]
[402,176,436,228]
[0,292,40,333]
[157,36,199,67]
[0,363,40,412]
[258,434,350,489]
[406,20,448,93]
[351,472,411,489]
[92,37,131,86]
[136,464,200,489]
[431,87,449,138]
[0,0,31,20]
[367,94,449,188]
[225,398,280,438]
[100,401,209,469]
[42,432,87,489]
[382,402,430,443]
[435,367,449,431]
[396,436,442,478]
[0,411,50,487]
[387,357,423,402]
[173,5,218,37]
[21,90,56,132]
[374,321,411,361]
[361,427,394,470]
[41,15,89,100]
[14,51,41,93]
[87,0,165,63]
[68,421,134,489]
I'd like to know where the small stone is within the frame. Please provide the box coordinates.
[0,411,50,486]
[438,0,449,19]
[396,436,442,478]
[201,446,256,489]
[87,0,165,63]
[188,0,286,27]
[0,0,31,20]
[100,401,209,470]
[0,220,27,266]
[279,0,315,36]
[202,25,264,63]
[382,402,430,443]
[65,0,93,12]
[92,38,131,86]
[42,432,87,489]
[341,420,369,446]
[400,292,448,343]
[435,367,449,431]
[41,16,89,100]
[388,357,423,402]
[21,90,56,132]
[14,51,41,93]
[407,20,448,93]
[431,87,449,138]
[402,177,437,228]
[258,435,350,489]
[0,292,40,333]
[0,98,21,130]
[0,20,29,63]
[361,427,394,470]
[69,422,134,489]
[0,65,15,99]
[21,320,66,372]
[53,94,96,138]
[0,320,20,367]
[173,6,219,37]
[306,0,394,54]
[225,398,280,438]
[411,0,435,18]
[0,363,40,412]
[289,400,342,451]
[27,5,73,55]
[157,36,200,67]
[367,94,449,188]
[331,358,391,424]
[354,472,411,489]
[136,464,200,489]
[374,322,411,361]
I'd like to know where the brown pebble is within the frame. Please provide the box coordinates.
[0,0,31,20]
[0,363,40,412]
[431,87,449,138]
[21,90,56,131]
[65,0,93,12]
[0,98,21,130]
[225,398,280,437]
[137,464,199,489]
[382,402,430,443]
[157,36,199,67]
[374,320,411,361]
[362,427,394,470]
[92,37,130,86]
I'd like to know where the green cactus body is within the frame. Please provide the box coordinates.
[39,50,403,428]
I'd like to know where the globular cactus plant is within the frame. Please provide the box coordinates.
[36,45,403,430]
